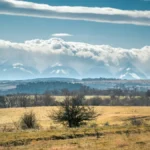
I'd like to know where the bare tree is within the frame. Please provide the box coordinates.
[33,94,38,106]
[5,95,18,107]
[5,94,30,108]
[42,92,56,106]
[145,90,150,106]
[0,96,6,108]
[19,95,29,108]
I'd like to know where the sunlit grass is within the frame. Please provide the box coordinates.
[1,105,150,149]
[1,106,150,128]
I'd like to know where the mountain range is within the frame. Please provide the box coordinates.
[0,38,149,80]
[0,62,147,80]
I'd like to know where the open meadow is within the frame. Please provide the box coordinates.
[0,106,150,150]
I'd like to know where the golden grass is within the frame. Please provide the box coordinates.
[1,132,150,150]
[1,106,150,128]
[1,106,150,149]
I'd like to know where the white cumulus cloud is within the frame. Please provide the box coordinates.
[0,0,150,26]
[52,33,73,37]
[0,38,150,78]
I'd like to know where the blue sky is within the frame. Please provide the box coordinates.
[0,0,150,48]
[0,0,150,80]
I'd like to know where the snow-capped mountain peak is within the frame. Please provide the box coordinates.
[117,63,147,79]
[43,64,80,78]
[0,62,39,80]
[51,69,67,75]
[51,62,63,67]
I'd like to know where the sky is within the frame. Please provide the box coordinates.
[0,0,150,80]
[0,0,150,48]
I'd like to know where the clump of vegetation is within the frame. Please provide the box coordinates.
[89,122,98,128]
[130,117,143,126]
[20,111,39,130]
[49,95,99,128]
[2,125,14,132]
[104,122,110,126]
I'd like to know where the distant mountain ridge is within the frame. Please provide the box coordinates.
[0,38,150,80]
[0,61,148,80]
[0,63,39,80]
[117,63,147,79]
[42,63,80,78]
[1,77,150,95]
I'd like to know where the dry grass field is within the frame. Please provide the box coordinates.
[1,106,150,128]
[0,106,150,150]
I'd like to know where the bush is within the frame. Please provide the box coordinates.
[130,117,143,126]
[50,95,99,128]
[104,122,110,126]
[20,111,39,130]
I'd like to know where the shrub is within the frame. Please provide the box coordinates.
[20,111,39,130]
[104,122,110,126]
[130,117,143,126]
[50,95,99,128]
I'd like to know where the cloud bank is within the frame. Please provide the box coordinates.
[0,38,150,79]
[0,0,150,26]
